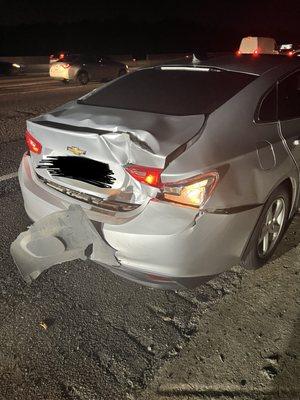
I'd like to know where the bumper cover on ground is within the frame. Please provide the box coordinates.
[10,204,119,283]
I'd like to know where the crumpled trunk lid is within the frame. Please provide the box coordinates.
[28,101,205,206]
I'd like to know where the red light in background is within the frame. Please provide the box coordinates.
[125,164,163,188]
[287,50,294,57]
[59,53,65,59]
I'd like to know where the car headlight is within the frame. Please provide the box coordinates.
[13,63,21,68]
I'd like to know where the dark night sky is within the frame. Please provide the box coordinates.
[0,0,298,27]
[0,0,299,55]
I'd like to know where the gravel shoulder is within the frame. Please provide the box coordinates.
[141,216,300,400]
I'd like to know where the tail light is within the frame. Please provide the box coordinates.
[253,49,259,56]
[62,63,71,69]
[25,130,42,154]
[125,164,218,209]
[236,50,242,56]
[125,164,163,187]
[287,50,294,57]
[160,172,219,208]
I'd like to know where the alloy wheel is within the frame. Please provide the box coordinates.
[257,197,286,257]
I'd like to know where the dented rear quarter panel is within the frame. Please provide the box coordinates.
[163,65,300,213]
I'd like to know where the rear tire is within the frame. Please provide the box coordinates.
[241,185,290,269]
[77,71,89,85]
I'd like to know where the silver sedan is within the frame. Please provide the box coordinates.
[12,54,300,288]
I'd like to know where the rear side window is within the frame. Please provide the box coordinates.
[278,71,300,120]
[80,68,256,115]
[258,87,277,122]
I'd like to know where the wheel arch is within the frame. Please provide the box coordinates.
[240,177,296,267]
[269,177,297,218]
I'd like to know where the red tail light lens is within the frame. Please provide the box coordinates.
[253,49,259,56]
[125,164,163,187]
[125,164,219,209]
[287,50,294,57]
[25,130,42,154]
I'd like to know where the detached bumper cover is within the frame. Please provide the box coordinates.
[10,204,119,283]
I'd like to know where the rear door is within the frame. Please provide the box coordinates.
[278,70,300,168]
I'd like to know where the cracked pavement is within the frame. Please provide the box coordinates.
[0,76,299,400]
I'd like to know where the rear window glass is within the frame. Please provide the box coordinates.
[79,68,256,115]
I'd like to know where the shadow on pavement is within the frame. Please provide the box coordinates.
[272,214,300,260]
[271,313,300,400]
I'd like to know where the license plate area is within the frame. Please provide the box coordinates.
[37,156,116,189]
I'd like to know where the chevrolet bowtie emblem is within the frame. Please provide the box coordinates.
[67,146,86,156]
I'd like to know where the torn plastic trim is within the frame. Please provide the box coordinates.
[36,173,141,213]
[10,204,119,283]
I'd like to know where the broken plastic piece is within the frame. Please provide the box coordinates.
[10,204,119,283]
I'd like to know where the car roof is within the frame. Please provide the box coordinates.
[162,54,300,76]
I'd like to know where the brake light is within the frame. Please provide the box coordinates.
[62,63,71,69]
[25,130,42,154]
[236,50,242,56]
[253,49,259,56]
[160,172,219,209]
[126,164,219,209]
[125,164,163,187]
[287,50,294,57]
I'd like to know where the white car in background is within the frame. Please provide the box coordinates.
[237,36,278,55]
[49,54,128,85]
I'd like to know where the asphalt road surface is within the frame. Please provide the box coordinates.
[0,75,299,400]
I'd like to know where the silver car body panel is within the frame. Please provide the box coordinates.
[12,55,300,287]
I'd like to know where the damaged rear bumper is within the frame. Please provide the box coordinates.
[16,153,263,288]
[11,204,119,283]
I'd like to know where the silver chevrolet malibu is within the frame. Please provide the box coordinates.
[12,55,300,288]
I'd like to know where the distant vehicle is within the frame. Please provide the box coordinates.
[0,60,24,76]
[237,37,278,55]
[49,54,129,85]
[49,51,67,64]
[279,44,300,57]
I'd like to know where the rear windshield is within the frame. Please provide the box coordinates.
[79,68,256,115]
